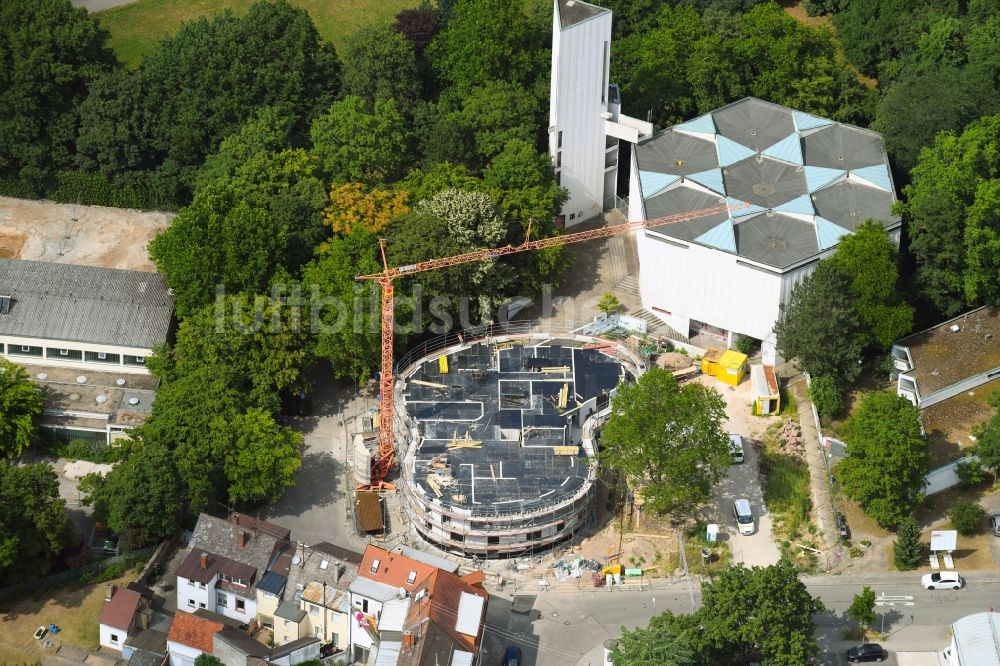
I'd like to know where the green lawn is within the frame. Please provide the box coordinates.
[95,0,420,68]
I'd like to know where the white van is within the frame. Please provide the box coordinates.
[728,434,745,464]
[733,499,754,535]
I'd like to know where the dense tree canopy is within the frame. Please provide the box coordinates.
[0,0,117,191]
[83,441,184,548]
[0,357,45,459]
[837,392,929,527]
[77,0,339,203]
[223,409,303,506]
[829,221,913,350]
[600,367,729,516]
[618,560,824,665]
[310,96,411,184]
[901,113,1000,316]
[341,23,420,106]
[0,463,72,585]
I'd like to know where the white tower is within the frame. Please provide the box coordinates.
[549,0,652,227]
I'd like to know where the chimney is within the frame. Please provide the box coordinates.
[200,552,208,570]
[402,632,415,651]
[105,583,116,602]
[239,530,248,549]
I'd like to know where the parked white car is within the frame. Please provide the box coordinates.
[728,434,745,463]
[921,571,964,590]
[733,499,754,535]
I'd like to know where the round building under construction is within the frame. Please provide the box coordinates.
[390,331,643,558]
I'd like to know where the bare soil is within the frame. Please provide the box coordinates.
[0,196,172,272]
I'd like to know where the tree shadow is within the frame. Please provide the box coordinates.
[261,450,342,517]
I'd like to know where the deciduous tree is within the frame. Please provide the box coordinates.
[971,395,1000,481]
[774,261,865,385]
[0,463,72,585]
[301,231,382,385]
[848,586,877,632]
[321,183,410,238]
[893,516,923,570]
[901,113,1000,316]
[0,358,45,459]
[611,610,697,665]
[829,221,913,350]
[81,441,183,548]
[310,96,411,184]
[599,367,729,516]
[837,392,929,527]
[223,409,302,507]
[950,499,986,536]
[341,23,420,106]
[0,0,117,191]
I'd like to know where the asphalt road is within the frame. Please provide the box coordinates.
[482,572,1000,666]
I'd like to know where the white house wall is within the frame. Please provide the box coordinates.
[635,231,784,341]
[177,575,213,613]
[99,623,127,651]
[167,640,201,666]
[549,8,612,225]
[215,589,255,624]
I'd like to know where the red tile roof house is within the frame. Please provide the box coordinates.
[348,545,489,665]
[99,584,144,652]
[167,612,225,666]
[175,512,291,625]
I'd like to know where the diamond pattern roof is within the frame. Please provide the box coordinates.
[635,98,899,269]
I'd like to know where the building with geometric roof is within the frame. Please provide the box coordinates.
[627,97,899,361]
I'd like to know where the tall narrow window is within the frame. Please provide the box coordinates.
[557,131,563,149]
[601,41,609,102]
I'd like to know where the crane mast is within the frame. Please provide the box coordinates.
[356,202,737,490]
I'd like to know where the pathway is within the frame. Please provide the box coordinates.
[788,375,840,557]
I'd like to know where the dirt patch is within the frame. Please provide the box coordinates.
[923,378,1000,467]
[778,0,878,90]
[0,571,137,664]
[0,196,172,272]
[657,352,694,372]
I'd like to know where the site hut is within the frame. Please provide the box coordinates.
[548,0,652,225]
[625,97,899,362]
[395,334,643,558]
[0,259,173,444]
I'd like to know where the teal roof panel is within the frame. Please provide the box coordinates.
[695,219,736,252]
[851,164,893,192]
[686,168,725,194]
[815,216,854,249]
[804,166,845,192]
[774,193,814,216]
[727,197,767,218]
[674,113,716,135]
[716,135,756,167]
[761,134,803,165]
[793,111,833,132]
[639,171,680,198]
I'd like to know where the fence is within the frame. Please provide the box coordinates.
[0,545,156,601]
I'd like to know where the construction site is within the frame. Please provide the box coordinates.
[380,331,644,558]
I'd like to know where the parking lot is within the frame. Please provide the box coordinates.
[698,374,783,567]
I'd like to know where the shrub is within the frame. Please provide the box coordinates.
[949,500,986,536]
[598,292,621,315]
[893,516,923,570]
[808,375,842,419]
[956,459,987,488]
[849,546,863,558]
[736,334,752,355]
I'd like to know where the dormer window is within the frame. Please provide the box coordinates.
[370,559,380,573]
[406,571,416,584]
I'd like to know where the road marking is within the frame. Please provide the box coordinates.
[875,593,915,607]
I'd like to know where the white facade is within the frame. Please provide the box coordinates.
[178,574,214,613]
[177,574,255,623]
[0,334,153,374]
[167,640,202,666]
[99,623,129,652]
[548,0,651,226]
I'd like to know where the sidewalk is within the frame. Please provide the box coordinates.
[788,376,839,557]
